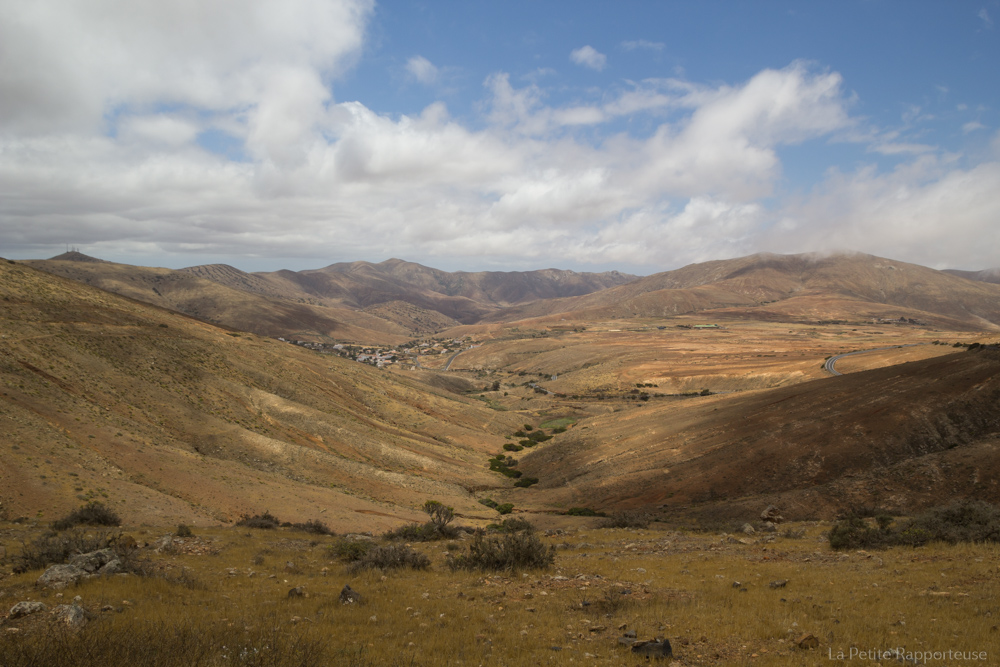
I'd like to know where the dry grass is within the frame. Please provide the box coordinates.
[1,520,996,666]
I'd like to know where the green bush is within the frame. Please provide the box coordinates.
[504,443,524,452]
[513,477,539,488]
[51,501,121,531]
[448,529,553,572]
[479,498,499,509]
[496,503,514,515]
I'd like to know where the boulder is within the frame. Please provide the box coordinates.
[288,586,305,598]
[37,564,88,589]
[98,559,123,576]
[339,584,363,605]
[52,604,87,630]
[631,638,673,659]
[797,633,819,649]
[9,601,48,619]
[769,579,788,589]
[68,548,116,573]
[741,523,756,535]
[760,505,784,524]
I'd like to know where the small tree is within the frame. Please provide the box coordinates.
[423,500,455,531]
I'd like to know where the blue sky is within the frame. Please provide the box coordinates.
[1,1,998,273]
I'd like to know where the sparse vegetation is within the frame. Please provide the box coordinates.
[235,511,282,530]
[448,529,554,572]
[51,501,121,531]
[349,543,430,573]
[566,507,606,517]
[829,500,1000,550]
[290,519,334,535]
[175,524,193,538]
[602,509,652,529]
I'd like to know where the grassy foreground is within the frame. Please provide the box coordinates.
[0,520,997,666]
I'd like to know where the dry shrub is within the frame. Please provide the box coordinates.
[602,510,652,529]
[328,538,374,562]
[13,529,124,573]
[235,511,281,530]
[290,519,334,536]
[348,544,430,573]
[828,500,1000,550]
[448,529,554,572]
[51,502,121,531]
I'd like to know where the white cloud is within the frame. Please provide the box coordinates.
[979,8,993,28]
[569,46,607,71]
[962,121,987,133]
[0,7,994,276]
[405,55,438,84]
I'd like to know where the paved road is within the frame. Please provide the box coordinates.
[443,344,480,371]
[824,344,921,376]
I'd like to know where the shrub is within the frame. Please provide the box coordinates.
[175,524,193,538]
[51,502,121,531]
[290,519,333,535]
[349,544,430,573]
[504,443,524,452]
[448,529,554,572]
[566,507,605,517]
[423,500,455,532]
[602,510,652,529]
[518,440,535,447]
[523,424,533,431]
[829,501,1000,550]
[235,511,281,529]
[12,529,142,574]
[496,503,514,515]
[383,523,438,542]
[513,477,539,488]
[328,538,374,562]
[486,517,535,533]
[479,498,499,509]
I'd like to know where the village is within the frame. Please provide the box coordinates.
[276,336,475,369]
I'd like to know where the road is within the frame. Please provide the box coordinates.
[444,344,480,371]
[824,344,921,376]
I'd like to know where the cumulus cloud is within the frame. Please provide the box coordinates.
[0,6,996,274]
[405,55,438,84]
[569,45,607,71]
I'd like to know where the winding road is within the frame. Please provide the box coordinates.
[823,344,922,376]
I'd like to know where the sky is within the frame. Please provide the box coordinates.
[1,1,998,274]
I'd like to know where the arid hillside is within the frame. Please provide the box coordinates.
[514,346,1000,520]
[26,253,412,344]
[0,259,523,530]
[489,252,1000,330]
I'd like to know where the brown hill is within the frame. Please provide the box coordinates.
[25,256,411,344]
[490,252,1000,330]
[517,345,1000,520]
[0,259,523,529]
[944,267,1000,285]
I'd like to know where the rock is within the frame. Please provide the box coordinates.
[769,580,788,589]
[339,584,363,605]
[69,548,116,573]
[761,505,784,524]
[9,601,48,619]
[741,523,756,535]
[797,633,819,649]
[623,629,637,639]
[588,625,606,633]
[98,559,122,576]
[288,586,305,598]
[52,604,87,630]
[760,522,777,533]
[151,535,176,553]
[37,564,88,589]
[631,638,673,659]
[732,581,742,588]
[284,561,297,573]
